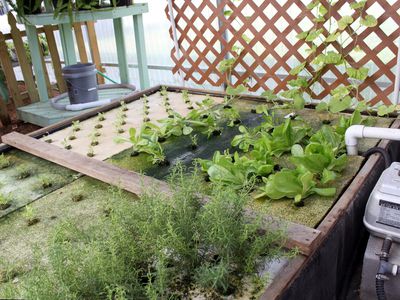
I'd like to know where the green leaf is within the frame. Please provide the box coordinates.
[325,32,340,43]
[307,1,320,10]
[319,5,328,15]
[321,169,336,184]
[324,51,343,65]
[293,94,305,110]
[218,58,236,73]
[315,101,328,112]
[338,16,354,30]
[377,104,396,117]
[242,34,252,43]
[350,0,366,9]
[289,62,306,76]
[312,187,336,197]
[296,31,309,40]
[346,67,369,81]
[288,77,308,88]
[329,95,352,113]
[182,126,193,135]
[226,84,248,96]
[360,15,378,27]
[313,16,325,23]
[291,144,304,157]
[261,90,278,100]
[224,10,233,17]
[305,29,323,42]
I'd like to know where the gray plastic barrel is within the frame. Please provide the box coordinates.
[62,63,99,105]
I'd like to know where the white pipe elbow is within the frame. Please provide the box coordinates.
[345,125,400,156]
[345,125,365,155]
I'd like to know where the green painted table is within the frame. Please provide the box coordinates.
[19,3,150,102]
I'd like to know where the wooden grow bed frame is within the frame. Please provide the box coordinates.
[1,85,398,299]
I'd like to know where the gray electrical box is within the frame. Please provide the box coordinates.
[364,162,400,242]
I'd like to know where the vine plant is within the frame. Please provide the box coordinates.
[282,0,378,111]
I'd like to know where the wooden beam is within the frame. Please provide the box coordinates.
[85,21,105,84]
[2,132,170,196]
[7,13,40,103]
[73,23,89,63]
[2,131,321,256]
[43,25,67,93]
[0,32,24,108]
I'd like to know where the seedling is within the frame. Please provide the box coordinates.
[182,90,191,104]
[95,123,103,129]
[62,138,72,150]
[71,192,85,202]
[97,112,106,122]
[0,154,11,169]
[23,205,39,226]
[120,101,129,112]
[68,132,77,141]
[87,145,95,158]
[38,175,53,189]
[114,121,125,134]
[90,134,99,146]
[44,138,53,143]
[0,193,11,210]
[160,86,168,97]
[93,129,101,137]
[71,120,81,132]
[190,134,198,150]
[15,165,32,179]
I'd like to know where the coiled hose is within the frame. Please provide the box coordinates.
[362,147,391,169]
[376,238,392,300]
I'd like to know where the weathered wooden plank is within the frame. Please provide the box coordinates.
[38,35,53,98]
[0,97,9,125]
[73,23,88,63]
[85,21,105,84]
[3,25,58,40]
[7,13,39,103]
[0,32,24,108]
[43,25,67,93]
[2,132,170,195]
[2,131,320,256]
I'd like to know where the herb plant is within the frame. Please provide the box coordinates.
[0,193,11,210]
[71,120,81,132]
[0,154,11,169]
[23,205,39,226]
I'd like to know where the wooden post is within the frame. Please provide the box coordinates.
[113,18,129,84]
[133,14,150,89]
[0,96,9,126]
[43,25,67,93]
[25,25,49,102]
[38,35,53,98]
[85,21,105,84]
[73,23,89,63]
[0,31,24,108]
[7,13,39,103]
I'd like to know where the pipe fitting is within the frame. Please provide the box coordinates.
[346,125,400,156]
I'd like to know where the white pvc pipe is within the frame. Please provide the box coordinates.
[167,0,185,86]
[345,125,400,155]
[393,37,400,104]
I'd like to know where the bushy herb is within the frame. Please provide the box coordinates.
[71,121,81,132]
[38,175,53,189]
[0,153,11,169]
[15,165,32,179]
[0,193,11,210]
[20,167,285,298]
[22,205,39,226]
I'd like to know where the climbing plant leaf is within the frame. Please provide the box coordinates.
[360,15,378,27]
[338,16,353,30]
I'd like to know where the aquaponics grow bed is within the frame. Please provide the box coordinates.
[0,85,398,299]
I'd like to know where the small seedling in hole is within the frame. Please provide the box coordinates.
[71,192,84,202]
[143,117,151,122]
[97,112,106,122]
[0,193,11,210]
[182,90,191,103]
[44,138,53,143]
[189,134,198,150]
[120,101,129,111]
[68,132,77,141]
[23,205,39,226]
[160,86,168,97]
[322,119,331,125]
[87,145,95,158]
[187,105,194,110]
[94,129,101,137]
[62,139,72,150]
[71,120,81,132]
[15,166,32,180]
[95,123,103,129]
[38,175,53,189]
[90,135,99,146]
[0,154,11,169]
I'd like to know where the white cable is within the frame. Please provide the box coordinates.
[393,37,400,104]
[167,0,185,87]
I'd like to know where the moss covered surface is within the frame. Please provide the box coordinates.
[0,150,77,219]
[0,175,137,295]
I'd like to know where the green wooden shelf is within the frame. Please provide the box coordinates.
[18,4,149,25]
